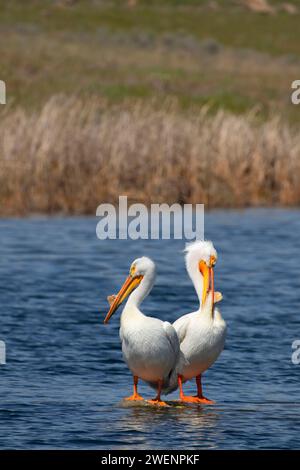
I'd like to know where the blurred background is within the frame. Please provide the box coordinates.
[0,0,299,215]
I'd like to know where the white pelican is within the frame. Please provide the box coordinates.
[104,256,180,406]
[173,241,227,404]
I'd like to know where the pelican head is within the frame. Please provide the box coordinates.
[104,257,156,324]
[185,240,218,307]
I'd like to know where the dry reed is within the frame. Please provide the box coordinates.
[1,95,300,215]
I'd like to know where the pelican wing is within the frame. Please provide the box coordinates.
[162,320,190,394]
[172,312,195,344]
[162,321,180,359]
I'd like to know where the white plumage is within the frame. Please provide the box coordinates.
[104,256,180,405]
[173,240,227,403]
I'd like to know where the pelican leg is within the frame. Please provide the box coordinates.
[125,376,144,401]
[147,380,168,406]
[178,375,214,404]
[195,375,215,404]
[178,374,201,403]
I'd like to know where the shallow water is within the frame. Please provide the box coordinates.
[0,209,300,449]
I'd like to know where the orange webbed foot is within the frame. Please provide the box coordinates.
[180,395,215,405]
[125,394,144,401]
[195,396,215,405]
[147,399,168,407]
[180,395,201,403]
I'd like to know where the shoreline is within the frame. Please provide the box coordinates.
[1,206,299,219]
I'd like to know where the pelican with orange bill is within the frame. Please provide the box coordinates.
[103,256,181,406]
[173,240,227,404]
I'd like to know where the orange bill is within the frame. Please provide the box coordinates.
[104,275,143,324]
[199,259,215,307]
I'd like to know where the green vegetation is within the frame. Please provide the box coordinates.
[0,1,299,56]
[0,0,299,119]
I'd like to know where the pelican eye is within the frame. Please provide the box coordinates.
[130,265,136,277]
[210,256,217,267]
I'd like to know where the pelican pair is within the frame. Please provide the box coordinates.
[103,241,227,406]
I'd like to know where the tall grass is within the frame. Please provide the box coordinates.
[0,95,299,215]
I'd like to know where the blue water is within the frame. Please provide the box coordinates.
[0,209,300,449]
